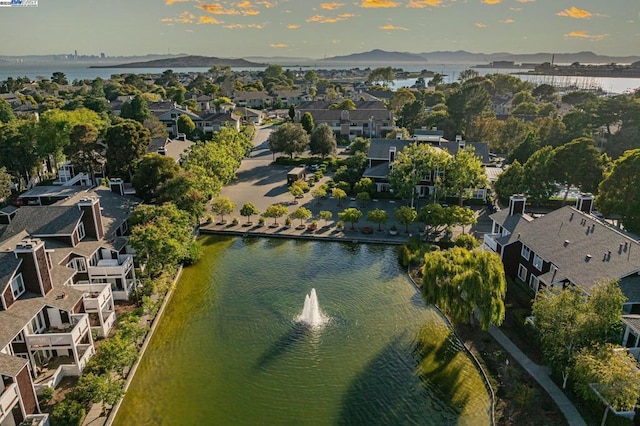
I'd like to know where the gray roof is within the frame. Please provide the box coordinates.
[0,206,18,215]
[494,206,640,293]
[0,252,21,297]
[623,315,640,335]
[297,100,387,110]
[367,139,412,160]
[0,286,83,348]
[0,352,27,377]
[439,142,491,164]
[619,275,640,306]
[17,185,90,201]
[363,163,392,179]
[489,209,534,234]
[1,206,82,240]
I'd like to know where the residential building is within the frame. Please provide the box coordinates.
[0,184,139,423]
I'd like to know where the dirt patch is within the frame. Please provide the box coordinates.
[457,325,566,426]
[40,376,78,414]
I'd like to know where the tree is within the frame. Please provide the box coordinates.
[443,146,488,206]
[355,192,370,207]
[349,137,370,155]
[0,119,40,192]
[211,197,235,223]
[494,161,526,205]
[458,69,479,83]
[522,146,557,207]
[289,183,304,203]
[177,114,196,138]
[309,123,337,158]
[65,123,104,175]
[573,344,640,413]
[389,88,416,115]
[143,115,169,139]
[157,173,208,223]
[264,204,288,225]
[367,67,395,86]
[367,208,388,231]
[508,132,540,165]
[240,202,260,224]
[304,70,318,84]
[38,107,108,160]
[105,119,151,179]
[395,206,418,233]
[311,187,327,204]
[268,123,309,159]
[288,105,296,122]
[332,188,347,206]
[353,178,375,197]
[422,248,506,330]
[0,98,15,123]
[389,142,450,207]
[300,112,314,134]
[131,154,181,202]
[338,207,363,230]
[597,149,640,233]
[448,205,477,234]
[319,210,333,226]
[531,280,626,388]
[552,137,606,204]
[291,206,312,226]
[51,71,68,85]
[120,94,151,123]
[0,167,11,202]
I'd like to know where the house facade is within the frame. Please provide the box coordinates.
[0,185,139,424]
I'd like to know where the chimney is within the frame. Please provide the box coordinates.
[576,193,594,214]
[14,239,53,296]
[396,133,402,140]
[109,178,125,196]
[509,194,526,216]
[389,146,396,165]
[77,197,104,240]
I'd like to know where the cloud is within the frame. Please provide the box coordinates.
[165,0,190,4]
[516,0,534,2]
[200,4,241,15]
[557,7,592,19]
[224,23,245,28]
[257,1,274,7]
[510,7,521,11]
[360,0,398,8]
[475,22,486,28]
[499,18,514,23]
[321,2,345,9]
[236,1,253,8]
[306,13,354,23]
[380,24,408,30]
[287,24,300,29]
[163,11,196,24]
[199,15,223,24]
[564,30,608,41]
[481,0,501,4]
[270,43,289,48]
[407,0,442,7]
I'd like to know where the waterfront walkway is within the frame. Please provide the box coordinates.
[489,326,587,426]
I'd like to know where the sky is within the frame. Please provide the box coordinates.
[0,0,639,58]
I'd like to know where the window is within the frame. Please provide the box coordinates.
[521,244,531,261]
[67,257,87,273]
[533,254,544,271]
[77,222,86,241]
[529,275,540,292]
[517,264,527,282]
[11,274,25,299]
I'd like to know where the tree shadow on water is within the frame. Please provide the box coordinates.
[253,322,314,373]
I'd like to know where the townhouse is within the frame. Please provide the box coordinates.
[484,194,640,354]
[0,185,138,424]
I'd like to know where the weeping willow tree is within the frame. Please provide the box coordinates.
[422,247,506,330]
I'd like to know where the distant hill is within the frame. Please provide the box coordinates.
[321,49,427,64]
[90,55,266,68]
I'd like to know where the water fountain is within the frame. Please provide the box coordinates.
[298,288,326,327]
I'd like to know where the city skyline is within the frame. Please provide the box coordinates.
[0,0,638,58]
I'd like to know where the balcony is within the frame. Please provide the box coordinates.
[20,414,49,426]
[88,254,133,278]
[34,345,95,391]
[0,383,19,421]
[74,283,112,312]
[25,314,90,350]
[483,233,499,252]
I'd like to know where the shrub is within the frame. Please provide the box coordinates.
[40,386,54,405]
[258,216,265,225]
[183,241,202,266]
[51,399,86,426]
[454,234,480,250]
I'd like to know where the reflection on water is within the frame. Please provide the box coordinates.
[114,236,490,425]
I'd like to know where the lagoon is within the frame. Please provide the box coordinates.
[113,236,491,425]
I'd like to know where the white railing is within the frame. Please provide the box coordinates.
[483,233,499,252]
[75,283,111,312]
[93,311,116,338]
[0,383,19,419]
[25,315,89,349]
[88,254,133,278]
[22,414,49,426]
[77,344,95,371]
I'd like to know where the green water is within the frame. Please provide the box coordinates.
[114,236,491,425]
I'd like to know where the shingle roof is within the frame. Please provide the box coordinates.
[0,352,27,377]
[0,252,21,297]
[0,206,81,240]
[496,206,640,293]
[363,163,391,179]
[367,139,412,160]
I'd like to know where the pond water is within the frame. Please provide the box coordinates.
[113,236,491,425]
